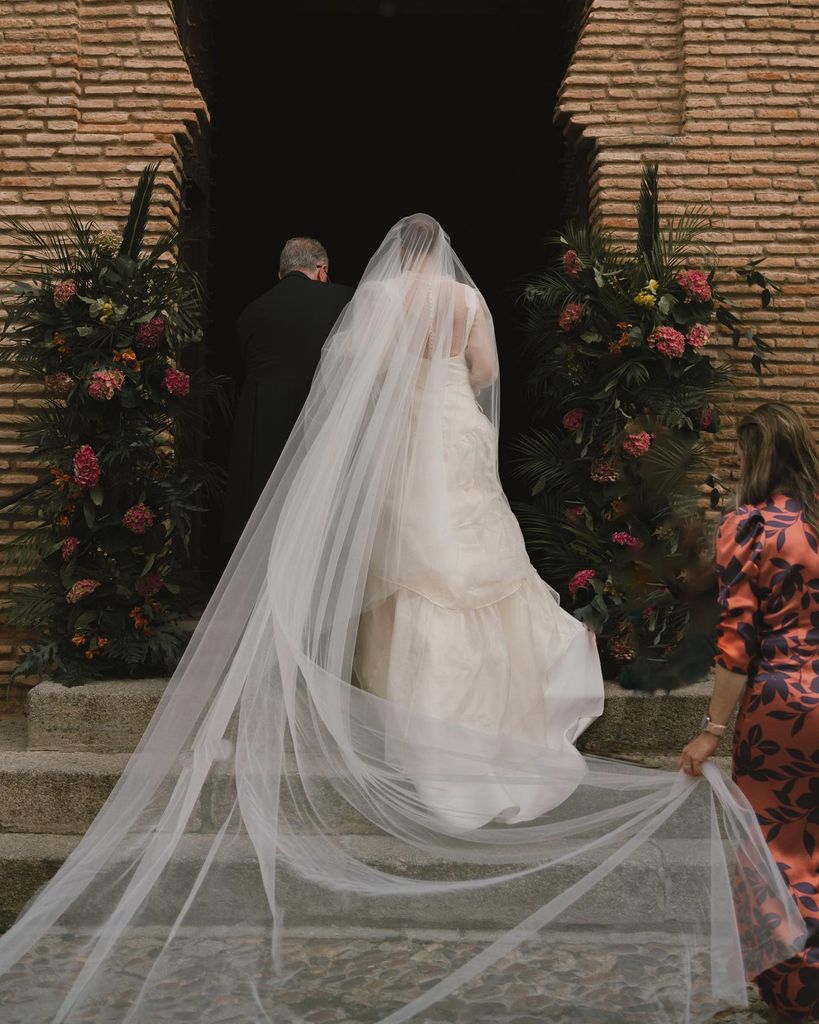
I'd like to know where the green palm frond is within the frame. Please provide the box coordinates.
[660,208,714,277]
[637,162,660,274]
[638,435,709,497]
[142,230,180,267]
[508,428,580,496]
[3,584,59,627]
[512,501,576,579]
[521,267,578,310]
[1,219,75,276]
[119,162,159,260]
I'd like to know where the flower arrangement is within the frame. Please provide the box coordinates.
[513,163,778,689]
[1,164,226,684]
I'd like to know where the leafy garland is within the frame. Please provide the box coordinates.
[1,164,225,684]
[513,162,777,689]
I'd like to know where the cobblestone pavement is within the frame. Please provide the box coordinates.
[1,926,770,1023]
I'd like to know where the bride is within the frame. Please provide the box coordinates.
[353,214,603,827]
[0,215,804,1024]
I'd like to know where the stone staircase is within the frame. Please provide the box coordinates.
[0,677,731,932]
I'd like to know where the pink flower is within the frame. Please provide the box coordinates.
[642,604,656,621]
[563,249,581,279]
[66,578,100,604]
[622,431,653,458]
[135,315,165,350]
[700,407,714,429]
[647,326,686,359]
[558,302,584,332]
[44,371,73,398]
[135,572,163,598]
[565,505,586,519]
[73,445,100,488]
[562,408,585,432]
[590,459,618,483]
[86,368,125,401]
[612,530,642,550]
[61,536,80,561]
[53,279,77,307]
[162,367,190,397]
[686,323,710,350]
[122,504,155,535]
[676,269,712,304]
[568,569,597,596]
[608,637,637,662]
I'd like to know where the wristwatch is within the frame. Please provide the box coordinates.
[700,713,728,737]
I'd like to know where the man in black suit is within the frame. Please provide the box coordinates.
[221,237,355,543]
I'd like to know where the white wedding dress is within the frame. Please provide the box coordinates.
[355,279,603,827]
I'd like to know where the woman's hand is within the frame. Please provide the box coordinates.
[679,732,721,777]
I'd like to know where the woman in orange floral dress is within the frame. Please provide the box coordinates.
[681,402,819,1024]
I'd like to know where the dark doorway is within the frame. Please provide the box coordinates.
[205,4,583,568]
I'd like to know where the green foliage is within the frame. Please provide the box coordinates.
[0,164,226,685]
[514,162,778,690]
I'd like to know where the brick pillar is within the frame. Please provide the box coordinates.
[557,0,819,477]
[0,0,208,689]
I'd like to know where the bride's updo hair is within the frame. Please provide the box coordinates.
[737,401,819,530]
[399,213,441,268]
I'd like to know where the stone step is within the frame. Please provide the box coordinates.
[0,831,718,934]
[0,748,390,837]
[27,679,167,753]
[27,677,724,755]
[0,738,734,838]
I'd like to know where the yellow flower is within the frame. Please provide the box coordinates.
[99,300,114,324]
[603,579,622,599]
[647,279,659,293]
[634,291,657,308]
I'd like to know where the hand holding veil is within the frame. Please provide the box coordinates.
[0,215,805,1023]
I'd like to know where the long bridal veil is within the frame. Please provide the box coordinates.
[0,215,805,1023]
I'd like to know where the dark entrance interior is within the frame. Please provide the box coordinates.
[202,2,585,568]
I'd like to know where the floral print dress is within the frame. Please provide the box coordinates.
[716,494,819,1018]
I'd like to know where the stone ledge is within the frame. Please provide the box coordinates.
[26,677,725,755]
[27,678,168,753]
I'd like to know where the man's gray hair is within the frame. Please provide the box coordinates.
[279,237,328,276]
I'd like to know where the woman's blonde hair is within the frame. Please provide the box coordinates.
[736,401,819,531]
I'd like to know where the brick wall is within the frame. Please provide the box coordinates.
[557,0,819,480]
[0,0,207,689]
[2,1,817,687]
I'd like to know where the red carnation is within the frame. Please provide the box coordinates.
[122,504,155,535]
[676,269,711,304]
[135,572,164,598]
[73,445,100,488]
[61,536,80,561]
[562,408,585,432]
[563,249,581,279]
[135,315,165,350]
[66,578,100,604]
[162,367,190,397]
[44,371,73,399]
[558,302,584,332]
[647,326,686,359]
[53,279,77,307]
[568,569,596,596]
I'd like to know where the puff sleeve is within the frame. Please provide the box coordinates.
[714,507,765,676]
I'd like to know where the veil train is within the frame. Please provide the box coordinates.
[0,215,805,1023]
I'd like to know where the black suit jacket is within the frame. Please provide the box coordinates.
[221,272,354,543]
